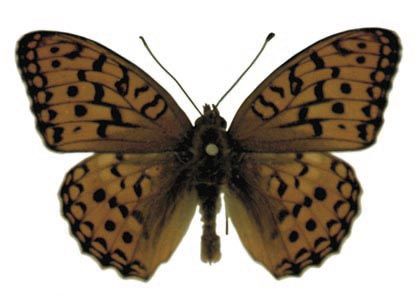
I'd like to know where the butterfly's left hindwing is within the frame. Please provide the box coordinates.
[17,31,192,152]
[225,152,360,278]
[60,153,197,280]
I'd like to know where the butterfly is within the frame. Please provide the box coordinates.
[16,28,400,280]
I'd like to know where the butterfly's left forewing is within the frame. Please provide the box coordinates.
[61,153,197,279]
[229,28,400,152]
[225,152,360,278]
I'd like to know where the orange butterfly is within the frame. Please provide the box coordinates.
[16,28,400,280]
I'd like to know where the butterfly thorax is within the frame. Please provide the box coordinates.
[191,105,230,181]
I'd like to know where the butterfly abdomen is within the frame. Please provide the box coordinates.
[197,183,221,263]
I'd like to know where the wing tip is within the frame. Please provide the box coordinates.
[363,27,401,64]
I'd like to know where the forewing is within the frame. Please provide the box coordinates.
[17,31,192,152]
[60,153,197,280]
[225,152,360,278]
[229,28,400,152]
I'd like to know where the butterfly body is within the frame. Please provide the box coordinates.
[17,28,400,280]
[176,104,231,262]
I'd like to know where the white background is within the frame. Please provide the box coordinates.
[1,0,418,299]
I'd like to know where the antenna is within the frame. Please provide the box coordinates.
[215,33,275,108]
[139,36,203,116]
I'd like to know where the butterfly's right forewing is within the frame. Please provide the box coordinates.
[17,31,192,152]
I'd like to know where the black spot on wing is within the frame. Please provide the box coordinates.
[119,205,129,218]
[67,86,78,97]
[77,70,86,81]
[134,85,149,98]
[332,39,352,56]
[93,54,107,71]
[289,64,303,95]
[277,180,288,197]
[311,121,323,137]
[309,51,324,69]
[97,122,108,138]
[357,123,368,141]
[132,210,144,224]
[292,204,302,217]
[331,67,340,78]
[278,209,289,223]
[93,83,104,102]
[115,65,129,96]
[270,85,285,98]
[362,105,371,117]
[140,95,167,120]
[110,166,121,177]
[332,102,345,114]
[53,127,64,143]
[298,107,308,121]
[251,95,279,120]
[298,165,308,176]
[133,179,142,198]
[48,109,57,120]
[65,42,82,59]
[278,118,322,137]
[314,81,325,101]
[74,104,87,117]
[111,106,122,124]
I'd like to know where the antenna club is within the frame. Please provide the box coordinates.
[266,33,275,41]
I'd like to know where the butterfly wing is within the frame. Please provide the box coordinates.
[17,31,191,152]
[229,28,400,152]
[60,153,197,279]
[225,152,360,278]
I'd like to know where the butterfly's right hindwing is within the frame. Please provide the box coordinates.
[60,153,197,280]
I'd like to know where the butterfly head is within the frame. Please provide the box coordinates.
[194,104,227,129]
